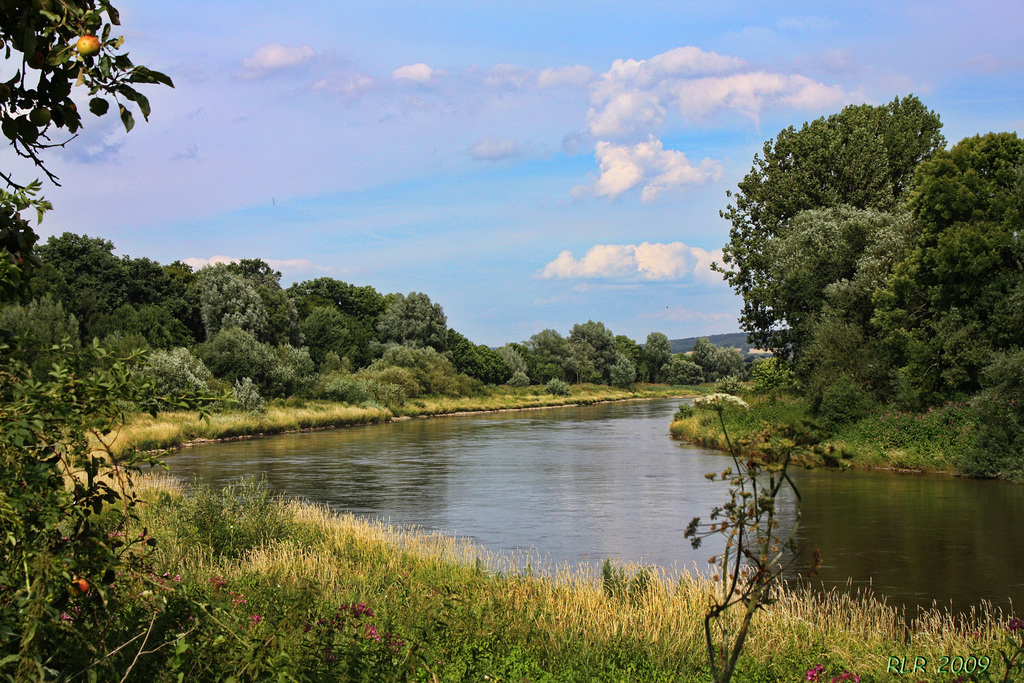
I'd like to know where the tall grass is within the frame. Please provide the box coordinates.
[126,475,1018,682]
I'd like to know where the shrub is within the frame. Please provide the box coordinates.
[713,375,744,396]
[546,378,571,396]
[609,354,636,390]
[147,347,213,398]
[507,370,530,387]
[751,357,794,394]
[233,377,265,415]
[816,376,874,427]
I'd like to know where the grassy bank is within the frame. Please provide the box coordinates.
[83,475,1019,681]
[114,383,692,455]
[670,393,974,475]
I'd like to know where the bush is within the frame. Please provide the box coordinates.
[546,378,571,396]
[609,354,636,390]
[751,357,794,394]
[713,375,744,396]
[673,402,695,421]
[507,370,530,387]
[816,376,874,427]
[147,347,213,398]
[233,377,265,415]
[960,351,1024,481]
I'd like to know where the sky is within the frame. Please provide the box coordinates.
[4,0,1022,347]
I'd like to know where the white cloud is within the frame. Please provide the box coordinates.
[239,44,315,79]
[313,70,375,98]
[183,256,325,273]
[585,136,723,202]
[483,63,531,90]
[393,63,435,83]
[537,65,596,89]
[470,136,527,161]
[587,45,859,137]
[539,242,725,284]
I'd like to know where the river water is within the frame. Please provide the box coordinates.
[163,398,1023,616]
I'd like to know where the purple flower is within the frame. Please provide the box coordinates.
[805,664,825,681]
[1010,617,1023,632]
[250,614,262,625]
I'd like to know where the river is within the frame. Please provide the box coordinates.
[163,398,1023,616]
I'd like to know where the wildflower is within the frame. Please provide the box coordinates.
[1010,617,1023,632]
[832,672,860,683]
[805,664,825,681]
[250,614,262,625]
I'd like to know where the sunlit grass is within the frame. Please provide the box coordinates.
[134,474,1018,682]
[114,384,691,456]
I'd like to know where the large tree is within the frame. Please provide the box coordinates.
[716,96,944,356]
[376,291,447,351]
[874,132,1024,402]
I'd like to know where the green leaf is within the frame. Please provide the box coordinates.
[118,104,134,132]
[88,97,109,116]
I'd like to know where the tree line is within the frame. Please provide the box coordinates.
[2,234,758,408]
[719,95,1023,478]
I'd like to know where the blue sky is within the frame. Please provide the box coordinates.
[7,0,1022,346]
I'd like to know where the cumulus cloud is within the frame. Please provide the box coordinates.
[238,44,315,79]
[582,136,722,202]
[586,45,858,137]
[539,242,725,284]
[393,63,435,83]
[537,65,596,89]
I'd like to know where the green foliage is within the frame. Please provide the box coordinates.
[93,302,194,349]
[718,96,944,356]
[527,329,573,383]
[506,370,530,387]
[609,353,637,390]
[362,344,477,397]
[317,373,407,409]
[172,479,288,560]
[198,326,314,399]
[644,332,672,382]
[874,132,1024,401]
[545,378,571,396]
[146,346,212,398]
[815,376,876,427]
[375,291,447,351]
[961,351,1024,481]
[569,320,617,383]
[665,353,704,385]
[601,560,653,605]
[233,376,265,415]
[712,375,743,396]
[198,264,271,342]
[750,357,793,395]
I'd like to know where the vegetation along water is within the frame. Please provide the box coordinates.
[1,1,1022,679]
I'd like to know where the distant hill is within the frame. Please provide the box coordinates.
[668,332,769,355]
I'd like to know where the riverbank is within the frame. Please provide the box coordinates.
[110,474,1019,681]
[669,392,975,477]
[114,383,693,455]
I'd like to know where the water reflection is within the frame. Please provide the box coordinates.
[163,399,1023,615]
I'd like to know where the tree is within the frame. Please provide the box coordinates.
[375,291,447,351]
[615,334,649,383]
[34,232,128,336]
[609,353,636,390]
[569,320,617,383]
[874,132,1024,401]
[198,264,269,342]
[717,96,944,356]
[301,306,355,368]
[526,329,573,383]
[0,4,175,676]
[644,332,672,383]
[665,353,703,385]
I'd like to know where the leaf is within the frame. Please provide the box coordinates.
[88,97,109,116]
[118,104,134,132]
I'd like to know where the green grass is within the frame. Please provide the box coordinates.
[114,383,692,455]
[103,475,1020,682]
[670,393,977,476]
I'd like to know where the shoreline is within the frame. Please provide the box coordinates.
[134,389,694,454]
